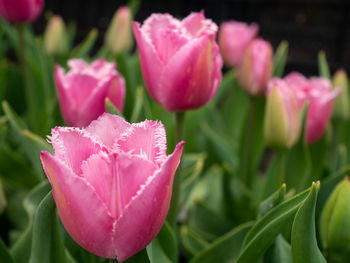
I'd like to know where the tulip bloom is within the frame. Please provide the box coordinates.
[133,11,223,112]
[284,72,342,144]
[40,113,184,261]
[105,6,133,55]
[237,38,273,96]
[219,21,259,67]
[55,59,125,127]
[0,0,44,23]
[264,78,301,150]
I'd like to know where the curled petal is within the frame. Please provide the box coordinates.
[117,120,167,166]
[112,141,184,262]
[50,127,102,175]
[40,152,116,258]
[85,113,131,149]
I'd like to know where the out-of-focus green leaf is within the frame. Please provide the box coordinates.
[71,28,98,58]
[0,237,14,263]
[264,235,292,263]
[213,68,236,105]
[29,192,76,263]
[147,221,176,263]
[273,41,289,77]
[187,200,233,242]
[318,51,331,79]
[181,226,209,257]
[11,181,51,263]
[190,222,253,263]
[131,86,145,122]
[291,182,326,263]
[125,249,150,263]
[105,98,122,116]
[2,101,51,180]
[128,0,141,16]
[235,188,310,263]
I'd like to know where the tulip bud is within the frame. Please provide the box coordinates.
[219,21,258,67]
[44,15,68,56]
[238,39,273,96]
[0,0,44,23]
[264,79,301,150]
[41,113,184,261]
[332,69,349,120]
[133,11,222,112]
[105,6,133,55]
[320,177,350,260]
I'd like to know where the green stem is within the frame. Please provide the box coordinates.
[17,24,34,124]
[167,111,186,228]
[242,97,256,188]
[109,259,118,263]
[276,151,286,188]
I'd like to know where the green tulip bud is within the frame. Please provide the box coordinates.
[264,79,301,150]
[104,6,133,55]
[44,15,68,56]
[320,177,350,261]
[332,69,349,120]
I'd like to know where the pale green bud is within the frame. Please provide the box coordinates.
[332,69,349,120]
[44,15,68,56]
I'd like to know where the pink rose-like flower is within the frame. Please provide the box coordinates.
[40,113,184,261]
[133,11,223,112]
[237,38,273,96]
[284,72,342,144]
[0,0,44,23]
[55,59,125,127]
[219,21,259,67]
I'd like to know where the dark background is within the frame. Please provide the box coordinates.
[36,0,350,76]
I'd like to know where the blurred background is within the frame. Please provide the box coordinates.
[36,0,350,78]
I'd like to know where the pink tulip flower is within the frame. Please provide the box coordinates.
[55,59,125,127]
[133,11,223,112]
[40,113,184,261]
[284,72,342,144]
[0,0,44,23]
[237,38,273,96]
[219,21,259,67]
[264,78,301,149]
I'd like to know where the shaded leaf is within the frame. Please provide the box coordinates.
[273,41,289,77]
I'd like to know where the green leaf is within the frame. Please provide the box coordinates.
[273,41,289,77]
[71,28,98,58]
[128,0,141,16]
[2,101,52,180]
[258,184,286,219]
[187,200,232,241]
[130,86,145,122]
[190,222,253,263]
[146,221,177,263]
[264,235,292,263]
[318,51,331,79]
[212,68,236,105]
[29,191,76,263]
[291,182,326,263]
[235,189,311,263]
[105,98,122,116]
[125,249,150,263]
[11,181,51,263]
[0,238,15,263]
[181,226,209,256]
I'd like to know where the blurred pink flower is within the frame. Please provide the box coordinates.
[285,72,342,144]
[219,20,258,67]
[55,59,125,127]
[40,113,184,261]
[133,11,222,112]
[237,38,273,96]
[0,0,44,23]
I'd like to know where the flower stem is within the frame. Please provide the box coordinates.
[242,97,256,188]
[17,24,34,125]
[276,151,286,188]
[167,111,186,228]
[109,259,118,263]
